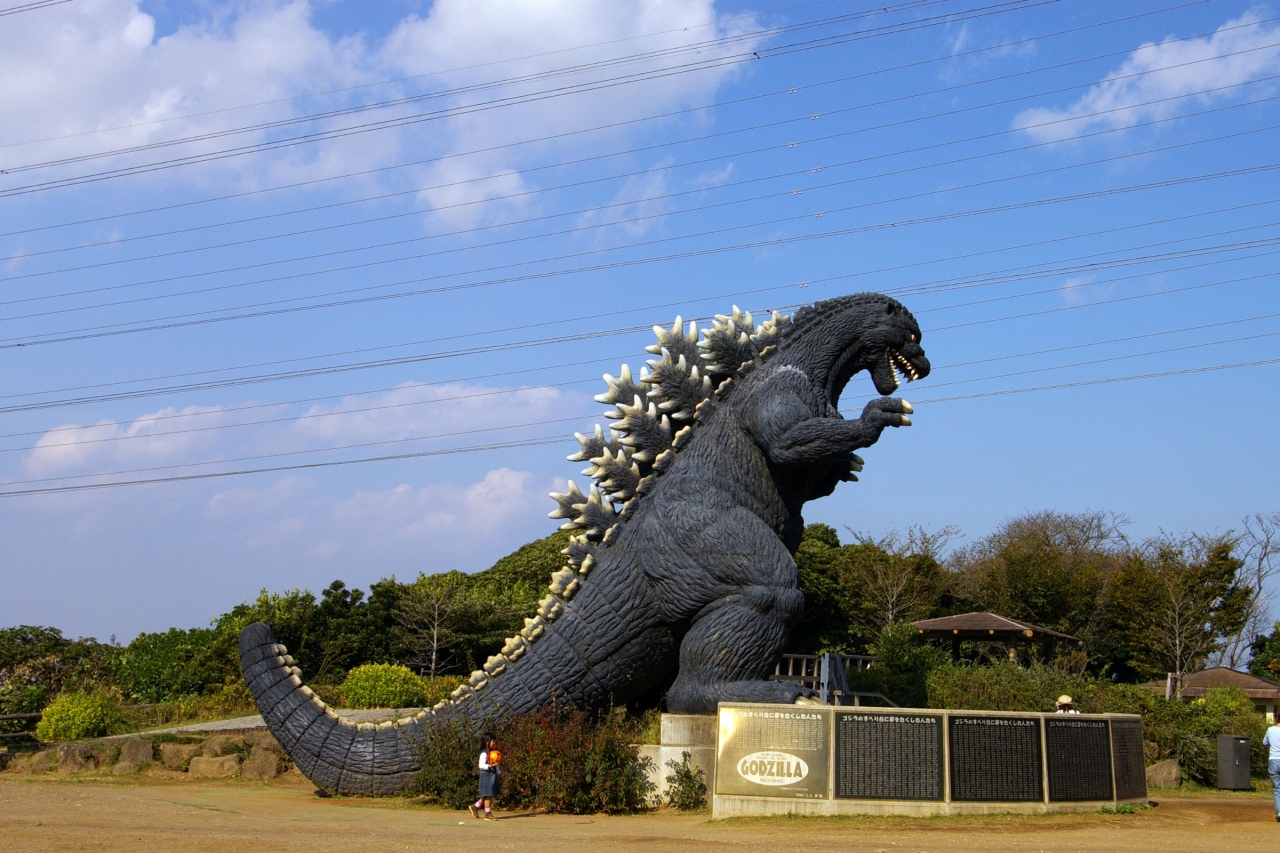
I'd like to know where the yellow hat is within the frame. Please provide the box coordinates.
[1056,695,1074,706]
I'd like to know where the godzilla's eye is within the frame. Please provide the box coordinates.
[909,333,918,344]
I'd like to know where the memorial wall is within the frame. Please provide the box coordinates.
[714,703,1147,818]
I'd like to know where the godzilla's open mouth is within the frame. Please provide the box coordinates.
[886,347,922,391]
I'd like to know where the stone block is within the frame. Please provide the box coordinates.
[57,744,98,773]
[160,742,203,771]
[9,749,58,774]
[242,746,287,781]
[202,734,246,757]
[1146,758,1181,788]
[660,714,717,746]
[637,744,715,806]
[245,730,282,751]
[117,737,153,766]
[188,754,242,779]
[112,761,139,775]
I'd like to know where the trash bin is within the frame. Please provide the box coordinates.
[1216,735,1251,790]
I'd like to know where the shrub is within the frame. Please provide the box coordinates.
[413,706,654,813]
[925,663,1269,784]
[421,675,465,707]
[35,693,124,742]
[341,664,429,708]
[665,751,707,810]
[847,620,946,707]
[119,680,258,731]
[113,627,222,702]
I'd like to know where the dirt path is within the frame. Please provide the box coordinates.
[0,775,1270,852]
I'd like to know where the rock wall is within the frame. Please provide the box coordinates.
[3,729,297,783]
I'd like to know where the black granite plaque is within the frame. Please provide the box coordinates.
[1046,717,1113,801]
[949,715,1043,802]
[834,712,943,800]
[1110,717,1147,801]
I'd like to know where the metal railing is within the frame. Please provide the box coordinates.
[770,653,897,707]
[0,711,42,740]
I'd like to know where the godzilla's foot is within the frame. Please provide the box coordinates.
[667,676,817,715]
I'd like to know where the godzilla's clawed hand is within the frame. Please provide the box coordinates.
[840,452,865,482]
[860,397,914,429]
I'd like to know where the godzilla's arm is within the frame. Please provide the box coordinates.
[745,375,912,467]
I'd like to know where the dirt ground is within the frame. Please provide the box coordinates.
[0,774,1272,853]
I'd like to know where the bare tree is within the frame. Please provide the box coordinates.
[1212,512,1280,670]
[393,572,472,679]
[848,525,959,633]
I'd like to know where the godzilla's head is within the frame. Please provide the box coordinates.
[780,293,931,401]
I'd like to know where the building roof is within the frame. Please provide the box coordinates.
[1174,667,1280,700]
[912,611,1080,643]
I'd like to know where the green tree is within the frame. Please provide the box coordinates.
[0,626,116,732]
[1249,622,1280,681]
[790,524,856,653]
[1111,534,1250,694]
[948,511,1128,667]
[113,627,222,702]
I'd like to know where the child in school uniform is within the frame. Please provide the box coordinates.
[469,732,501,821]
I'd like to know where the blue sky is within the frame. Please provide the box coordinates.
[1,0,1277,642]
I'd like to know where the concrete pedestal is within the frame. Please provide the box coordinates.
[636,714,716,806]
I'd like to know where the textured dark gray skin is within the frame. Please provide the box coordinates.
[240,292,929,796]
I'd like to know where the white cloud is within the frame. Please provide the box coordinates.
[1013,11,1280,143]
[576,165,674,246]
[292,381,567,446]
[335,467,538,541]
[380,0,759,226]
[23,404,231,476]
[0,0,757,229]
[0,1,372,178]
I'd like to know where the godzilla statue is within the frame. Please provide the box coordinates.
[239,292,930,795]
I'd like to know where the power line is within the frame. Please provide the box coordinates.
[0,0,949,171]
[5,356,1275,499]
[14,324,1279,484]
[0,0,1215,236]
[0,0,1049,197]
[6,158,1278,350]
[15,72,1279,291]
[8,193,1277,412]
[0,0,879,151]
[0,0,74,18]
[19,23,1268,269]
[9,313,1278,457]
[5,235,1277,427]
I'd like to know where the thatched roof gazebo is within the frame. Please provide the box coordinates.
[912,611,1081,662]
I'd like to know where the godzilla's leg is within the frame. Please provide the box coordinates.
[665,585,815,715]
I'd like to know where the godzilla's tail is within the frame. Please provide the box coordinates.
[239,622,425,796]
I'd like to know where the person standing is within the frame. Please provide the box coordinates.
[469,732,501,821]
[1265,720,1280,822]
[1055,695,1081,714]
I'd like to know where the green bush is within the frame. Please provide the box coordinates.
[341,664,429,708]
[119,680,257,731]
[34,693,124,742]
[421,675,465,707]
[665,751,707,810]
[413,706,654,813]
[113,627,222,702]
[925,663,1269,784]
